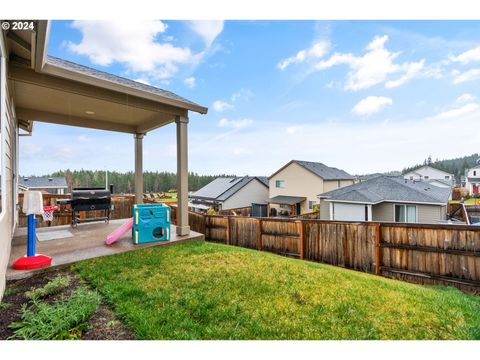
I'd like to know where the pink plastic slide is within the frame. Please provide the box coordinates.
[105,217,134,245]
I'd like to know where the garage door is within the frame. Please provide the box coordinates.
[333,202,365,221]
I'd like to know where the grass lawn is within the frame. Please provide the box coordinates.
[450,198,480,205]
[74,241,480,340]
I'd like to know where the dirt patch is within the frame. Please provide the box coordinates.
[0,267,135,340]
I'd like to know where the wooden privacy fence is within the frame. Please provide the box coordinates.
[17,193,135,228]
[171,207,480,293]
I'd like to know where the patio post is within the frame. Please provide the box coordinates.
[176,115,190,236]
[134,133,144,204]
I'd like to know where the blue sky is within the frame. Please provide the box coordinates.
[21,20,480,176]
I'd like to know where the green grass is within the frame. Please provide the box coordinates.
[9,287,100,340]
[25,275,72,301]
[450,198,480,205]
[74,241,480,340]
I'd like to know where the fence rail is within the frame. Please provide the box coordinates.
[171,206,480,293]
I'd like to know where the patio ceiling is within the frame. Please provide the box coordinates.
[5,21,207,134]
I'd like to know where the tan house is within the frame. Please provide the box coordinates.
[0,21,207,299]
[267,160,354,216]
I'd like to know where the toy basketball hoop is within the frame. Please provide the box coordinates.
[42,205,58,222]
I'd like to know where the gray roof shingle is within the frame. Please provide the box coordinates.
[270,160,354,180]
[47,56,206,112]
[192,176,269,202]
[319,176,450,204]
[19,176,68,189]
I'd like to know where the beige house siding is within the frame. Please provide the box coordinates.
[269,162,323,214]
[1,50,18,301]
[323,179,355,193]
[319,199,330,220]
[372,202,394,222]
[417,204,444,223]
[221,179,269,210]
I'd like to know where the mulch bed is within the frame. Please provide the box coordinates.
[0,267,135,340]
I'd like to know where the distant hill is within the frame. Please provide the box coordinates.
[401,153,480,181]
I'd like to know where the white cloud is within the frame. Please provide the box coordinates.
[67,20,202,80]
[231,88,254,102]
[189,97,480,176]
[452,68,480,84]
[184,77,196,88]
[212,100,234,112]
[277,40,330,70]
[456,93,476,103]
[449,46,480,65]
[218,118,254,129]
[313,35,427,91]
[385,60,425,88]
[430,102,479,120]
[187,20,224,47]
[352,96,393,116]
[134,78,151,85]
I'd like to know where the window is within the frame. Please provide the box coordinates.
[337,180,341,188]
[410,176,413,180]
[445,176,450,180]
[424,175,429,180]
[394,204,417,223]
[308,200,315,210]
[275,180,285,188]
[474,171,477,177]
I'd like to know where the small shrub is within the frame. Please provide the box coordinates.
[0,302,12,310]
[25,275,72,301]
[9,287,100,340]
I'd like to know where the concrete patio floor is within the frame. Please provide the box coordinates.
[7,219,204,281]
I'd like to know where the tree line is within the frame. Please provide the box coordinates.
[46,169,236,194]
[401,153,479,182]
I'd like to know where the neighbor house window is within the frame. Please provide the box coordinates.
[308,200,315,210]
[424,176,429,180]
[410,176,413,180]
[275,180,285,188]
[445,176,450,180]
[394,204,417,223]
[474,171,477,176]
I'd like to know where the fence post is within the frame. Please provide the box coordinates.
[257,218,262,250]
[225,217,231,245]
[296,220,304,259]
[375,223,381,275]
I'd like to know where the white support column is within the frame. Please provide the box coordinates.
[176,115,190,236]
[367,204,373,221]
[134,133,144,204]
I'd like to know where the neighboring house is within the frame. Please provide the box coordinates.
[403,165,454,186]
[268,160,354,216]
[0,22,207,300]
[18,176,68,194]
[465,162,480,195]
[318,175,451,224]
[190,176,269,212]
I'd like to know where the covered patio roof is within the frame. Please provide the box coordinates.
[4,20,206,236]
[6,21,207,134]
[267,195,306,205]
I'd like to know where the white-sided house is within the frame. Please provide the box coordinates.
[268,160,354,216]
[1,21,207,300]
[465,162,480,195]
[190,176,269,212]
[318,175,451,224]
[18,176,68,194]
[403,165,454,186]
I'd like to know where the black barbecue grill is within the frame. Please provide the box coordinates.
[58,187,112,227]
